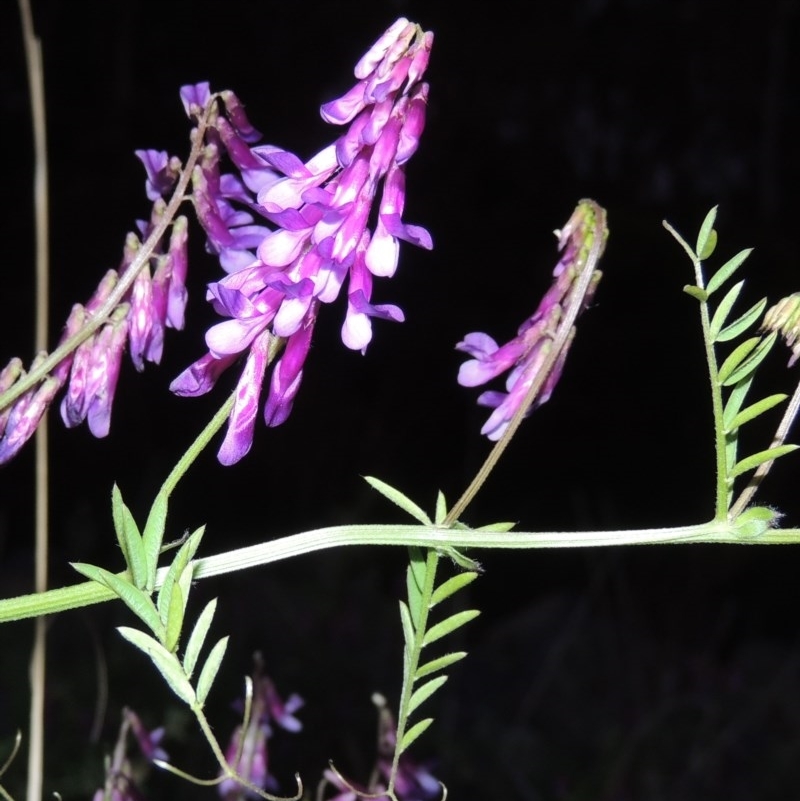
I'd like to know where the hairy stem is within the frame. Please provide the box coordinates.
[3,517,795,624]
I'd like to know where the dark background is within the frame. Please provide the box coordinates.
[2,0,800,799]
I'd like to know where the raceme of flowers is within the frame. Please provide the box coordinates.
[170,17,434,464]
[0,196,188,465]
[456,201,606,440]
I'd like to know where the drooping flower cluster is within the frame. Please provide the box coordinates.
[456,201,607,440]
[91,708,167,801]
[170,18,433,464]
[218,660,303,800]
[0,185,188,464]
[320,693,439,801]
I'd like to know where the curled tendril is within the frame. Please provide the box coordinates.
[0,732,22,801]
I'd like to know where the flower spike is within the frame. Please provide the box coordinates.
[457,200,608,440]
[174,18,433,463]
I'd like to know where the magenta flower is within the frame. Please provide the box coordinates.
[172,18,433,464]
[219,664,303,800]
[457,201,607,440]
[0,153,190,464]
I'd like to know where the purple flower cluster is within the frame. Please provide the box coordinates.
[219,666,303,800]
[457,201,606,440]
[91,708,167,801]
[321,693,439,801]
[170,18,433,464]
[0,196,188,464]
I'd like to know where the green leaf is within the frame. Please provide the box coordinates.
[734,505,780,538]
[422,609,480,647]
[363,477,431,524]
[726,393,787,432]
[722,332,776,386]
[415,651,467,679]
[696,206,718,260]
[117,626,196,705]
[434,491,447,525]
[196,635,229,706]
[163,582,185,653]
[475,521,517,532]
[430,572,478,607]
[717,337,760,385]
[399,718,433,755]
[407,676,448,716]
[157,527,204,626]
[406,548,426,625]
[141,491,168,592]
[437,546,481,572]
[399,600,416,651]
[183,598,217,679]
[716,298,767,343]
[730,444,799,478]
[722,375,755,429]
[706,248,754,296]
[709,280,744,341]
[683,285,709,302]
[72,563,164,639]
[111,485,147,589]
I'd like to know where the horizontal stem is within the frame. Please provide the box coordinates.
[2,519,799,624]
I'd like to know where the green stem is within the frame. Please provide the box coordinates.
[161,392,235,498]
[663,221,729,519]
[388,549,440,799]
[4,517,797,624]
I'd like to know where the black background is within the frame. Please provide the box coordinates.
[2,1,800,799]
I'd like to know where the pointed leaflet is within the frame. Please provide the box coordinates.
[415,651,467,679]
[157,527,204,626]
[399,718,433,755]
[696,206,718,261]
[196,636,229,705]
[163,582,185,653]
[111,484,147,589]
[722,375,755,429]
[407,676,448,717]
[363,476,431,524]
[721,332,776,386]
[421,610,480,647]
[406,547,427,626]
[709,281,744,341]
[730,444,799,478]
[715,298,767,344]
[399,600,416,657]
[117,626,196,706]
[183,598,218,679]
[434,491,447,525]
[72,562,164,640]
[725,393,787,432]
[141,490,168,592]
[718,338,760,385]
[684,285,709,303]
[429,572,478,607]
[706,248,754,296]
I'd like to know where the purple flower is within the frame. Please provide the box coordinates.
[91,708,167,801]
[173,18,433,463]
[0,145,191,463]
[457,201,607,440]
[219,661,303,800]
[321,693,440,801]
